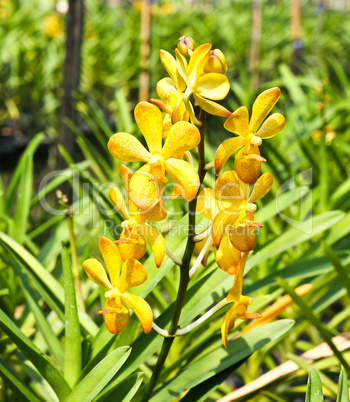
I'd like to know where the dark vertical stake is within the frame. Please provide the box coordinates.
[139,0,151,102]
[59,0,84,166]
[248,0,262,92]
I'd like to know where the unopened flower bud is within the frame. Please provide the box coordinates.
[203,49,227,74]
[177,36,195,56]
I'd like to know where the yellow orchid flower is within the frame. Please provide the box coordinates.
[214,87,285,182]
[83,237,153,334]
[209,170,272,252]
[109,165,167,268]
[108,101,201,210]
[195,187,242,276]
[221,252,261,348]
[175,42,231,122]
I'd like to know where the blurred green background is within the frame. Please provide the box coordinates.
[1,1,350,401]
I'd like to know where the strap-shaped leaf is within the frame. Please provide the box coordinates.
[306,366,323,402]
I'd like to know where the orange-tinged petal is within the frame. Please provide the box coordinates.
[120,165,138,214]
[226,252,249,302]
[139,199,167,222]
[256,113,285,139]
[224,107,250,137]
[249,173,273,203]
[229,212,259,252]
[134,102,163,155]
[108,187,130,220]
[193,93,231,117]
[139,223,166,268]
[235,145,262,184]
[214,170,243,203]
[212,208,238,249]
[118,228,146,262]
[83,258,113,290]
[99,237,121,287]
[215,233,241,275]
[121,292,153,334]
[194,233,213,267]
[214,136,245,175]
[164,158,200,202]
[118,258,147,293]
[108,133,151,162]
[102,299,130,334]
[129,164,163,210]
[161,121,200,160]
[175,49,188,83]
[196,188,218,221]
[221,308,235,348]
[249,87,281,132]
[195,73,230,100]
[187,43,211,88]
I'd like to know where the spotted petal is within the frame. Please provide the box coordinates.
[108,133,151,162]
[161,121,200,160]
[249,87,281,132]
[187,43,211,88]
[214,136,245,175]
[256,113,285,139]
[99,237,121,287]
[134,102,163,155]
[140,199,167,222]
[118,258,147,293]
[214,170,243,203]
[109,187,129,220]
[121,292,153,334]
[139,223,166,268]
[83,258,113,290]
[195,73,230,101]
[102,299,130,334]
[129,164,164,210]
[164,158,200,202]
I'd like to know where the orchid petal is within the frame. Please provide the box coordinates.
[120,165,138,214]
[83,258,113,290]
[212,207,237,249]
[118,258,147,293]
[121,292,153,334]
[195,73,230,100]
[214,136,245,175]
[108,133,151,162]
[221,308,235,348]
[134,102,163,155]
[193,93,231,117]
[249,173,273,203]
[214,170,243,203]
[164,158,200,202]
[139,199,167,222]
[129,164,163,210]
[156,77,178,103]
[187,43,211,88]
[139,223,166,268]
[226,252,249,302]
[175,49,188,83]
[196,188,218,221]
[215,233,241,275]
[108,187,130,220]
[224,107,250,137]
[102,299,130,334]
[249,87,281,132]
[99,237,121,287]
[161,121,200,160]
[118,228,146,262]
[256,113,285,139]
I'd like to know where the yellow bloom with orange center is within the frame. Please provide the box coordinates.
[109,165,167,268]
[221,252,261,348]
[83,237,153,334]
[108,102,201,210]
[176,42,231,119]
[214,87,285,182]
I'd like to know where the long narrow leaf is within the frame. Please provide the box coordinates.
[305,366,323,402]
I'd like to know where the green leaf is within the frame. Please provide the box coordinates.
[62,246,82,387]
[150,320,294,401]
[305,366,323,402]
[12,153,33,244]
[0,358,41,402]
[13,259,65,368]
[0,309,71,400]
[0,231,98,336]
[337,366,350,402]
[65,346,131,402]
[94,372,143,402]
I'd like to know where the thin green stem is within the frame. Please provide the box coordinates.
[142,110,207,401]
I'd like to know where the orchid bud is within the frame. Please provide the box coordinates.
[177,36,195,56]
[203,49,227,74]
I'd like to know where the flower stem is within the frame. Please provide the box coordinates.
[142,109,207,401]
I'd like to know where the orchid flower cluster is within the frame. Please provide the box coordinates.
[83,37,285,349]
